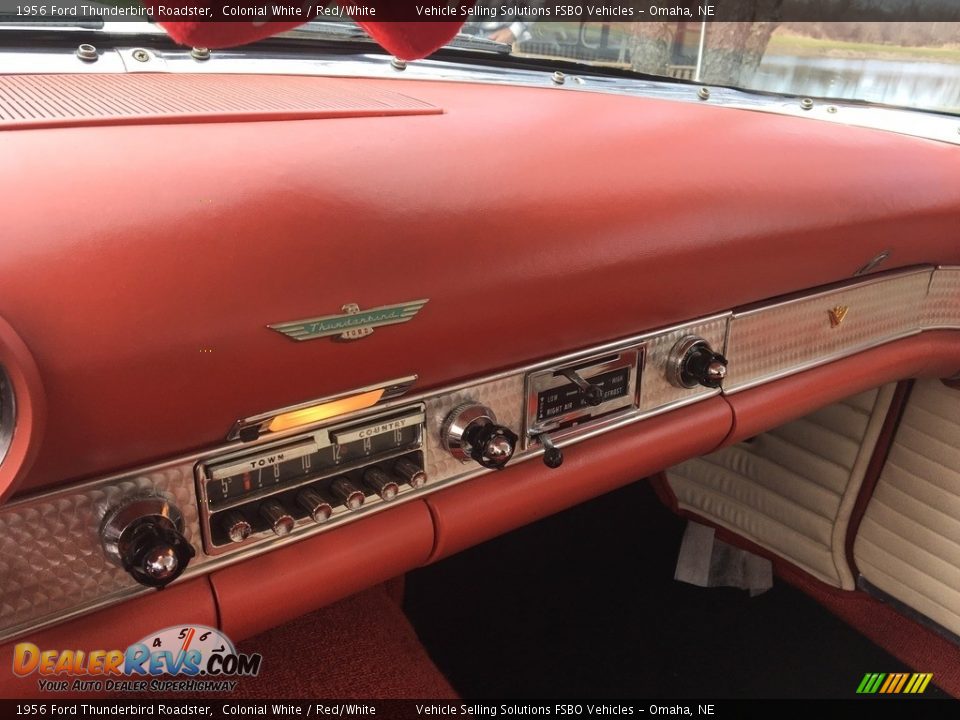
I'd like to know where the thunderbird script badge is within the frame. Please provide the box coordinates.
[269,300,429,342]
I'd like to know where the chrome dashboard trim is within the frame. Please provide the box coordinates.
[2,266,960,643]
[227,375,417,441]
[0,42,958,147]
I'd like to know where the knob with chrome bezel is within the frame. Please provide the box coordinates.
[441,402,518,471]
[667,335,728,389]
[100,495,196,589]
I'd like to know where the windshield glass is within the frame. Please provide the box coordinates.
[461,17,960,115]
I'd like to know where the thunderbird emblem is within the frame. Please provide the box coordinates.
[828,305,849,328]
[269,300,429,342]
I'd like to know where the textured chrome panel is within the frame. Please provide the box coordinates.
[0,465,201,640]
[925,266,960,330]
[724,268,932,393]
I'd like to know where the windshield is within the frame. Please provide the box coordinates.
[464,18,960,115]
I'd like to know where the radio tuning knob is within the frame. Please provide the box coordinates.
[667,335,729,390]
[223,510,252,544]
[441,402,518,470]
[260,500,295,537]
[100,495,196,589]
[297,487,333,524]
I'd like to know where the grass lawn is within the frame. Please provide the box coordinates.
[768,32,960,63]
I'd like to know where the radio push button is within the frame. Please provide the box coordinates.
[393,456,427,489]
[363,467,400,502]
[331,477,366,511]
[223,510,252,543]
[297,487,333,524]
[260,500,295,537]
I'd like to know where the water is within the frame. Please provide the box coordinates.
[749,55,960,115]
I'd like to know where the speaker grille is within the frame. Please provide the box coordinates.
[0,73,440,129]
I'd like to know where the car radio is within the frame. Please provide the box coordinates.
[195,404,426,554]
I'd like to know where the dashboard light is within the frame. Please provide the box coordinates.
[265,389,384,433]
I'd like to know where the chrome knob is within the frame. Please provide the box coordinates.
[363,467,400,502]
[297,487,333,524]
[441,402,518,470]
[667,335,728,389]
[331,477,365,511]
[393,456,427,489]
[260,500,295,537]
[100,495,195,589]
[223,510,252,543]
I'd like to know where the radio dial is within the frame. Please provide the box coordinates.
[442,402,518,470]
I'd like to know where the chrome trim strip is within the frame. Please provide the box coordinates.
[227,375,417,441]
[0,44,958,146]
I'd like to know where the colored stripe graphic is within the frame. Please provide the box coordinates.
[857,672,933,694]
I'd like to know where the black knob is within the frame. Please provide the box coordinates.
[123,521,196,589]
[100,496,196,590]
[464,423,518,470]
[668,336,728,389]
[683,346,728,389]
[535,433,564,469]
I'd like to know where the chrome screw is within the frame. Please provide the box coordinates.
[552,71,566,85]
[190,47,210,61]
[131,49,150,63]
[697,87,710,100]
[390,57,407,71]
[800,97,814,110]
[826,105,838,114]
[76,44,98,62]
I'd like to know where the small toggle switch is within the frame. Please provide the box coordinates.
[531,432,564,469]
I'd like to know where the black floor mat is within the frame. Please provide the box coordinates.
[404,480,947,698]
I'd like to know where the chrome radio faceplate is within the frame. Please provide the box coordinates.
[196,405,426,555]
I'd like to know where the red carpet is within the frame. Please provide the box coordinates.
[225,583,458,699]
[777,563,960,699]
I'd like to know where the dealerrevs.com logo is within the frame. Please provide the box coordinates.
[12,625,262,693]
